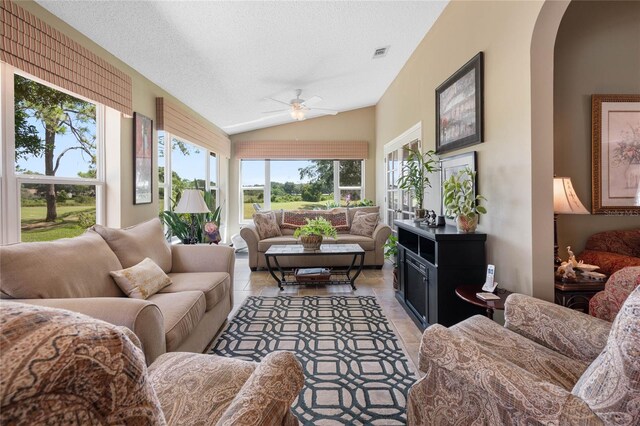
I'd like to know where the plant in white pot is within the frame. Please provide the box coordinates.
[293,217,337,250]
[397,146,439,219]
[443,167,487,233]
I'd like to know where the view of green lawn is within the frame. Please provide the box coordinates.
[21,205,95,242]
[242,200,326,219]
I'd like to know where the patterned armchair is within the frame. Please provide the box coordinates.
[408,289,640,425]
[589,266,640,321]
[0,302,304,425]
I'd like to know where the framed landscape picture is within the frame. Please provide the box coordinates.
[134,112,153,205]
[440,151,477,225]
[436,52,484,155]
[591,94,640,215]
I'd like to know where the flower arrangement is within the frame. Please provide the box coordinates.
[293,217,338,239]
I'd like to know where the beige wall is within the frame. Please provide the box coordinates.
[19,1,228,228]
[376,1,548,296]
[554,0,640,256]
[228,106,376,237]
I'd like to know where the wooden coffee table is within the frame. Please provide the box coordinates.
[264,244,365,290]
[455,285,513,320]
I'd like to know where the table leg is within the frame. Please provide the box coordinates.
[486,307,494,320]
[265,255,283,290]
[347,253,365,290]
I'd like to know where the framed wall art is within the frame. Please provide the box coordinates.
[436,52,484,155]
[440,151,477,225]
[591,94,640,215]
[133,112,153,205]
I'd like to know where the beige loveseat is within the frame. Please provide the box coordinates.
[1,302,304,425]
[241,206,392,270]
[0,218,234,365]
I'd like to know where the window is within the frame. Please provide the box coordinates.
[209,152,218,209]
[239,159,364,222]
[4,70,104,242]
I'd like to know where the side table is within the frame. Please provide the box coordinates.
[455,285,513,321]
[554,277,605,313]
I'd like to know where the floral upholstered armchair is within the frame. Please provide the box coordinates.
[408,288,640,425]
[589,266,640,321]
[0,302,304,425]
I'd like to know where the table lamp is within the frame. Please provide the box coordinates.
[553,177,589,265]
[175,189,210,244]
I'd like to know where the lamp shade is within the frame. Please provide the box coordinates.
[174,189,210,214]
[553,177,589,214]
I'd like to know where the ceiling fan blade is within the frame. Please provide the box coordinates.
[222,111,291,129]
[264,97,292,107]
[262,108,290,114]
[309,107,338,115]
[300,96,322,107]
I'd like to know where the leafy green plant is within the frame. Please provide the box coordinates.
[396,146,438,210]
[160,189,222,244]
[293,217,337,239]
[355,198,374,207]
[443,167,487,219]
[325,200,341,209]
[384,234,399,267]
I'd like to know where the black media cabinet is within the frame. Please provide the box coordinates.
[394,220,487,330]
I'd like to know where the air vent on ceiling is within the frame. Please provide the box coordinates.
[372,46,390,59]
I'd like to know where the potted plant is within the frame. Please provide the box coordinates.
[160,190,222,244]
[397,146,438,218]
[384,234,399,289]
[442,167,487,233]
[293,217,337,250]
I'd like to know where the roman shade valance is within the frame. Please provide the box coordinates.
[156,98,230,158]
[235,140,369,160]
[0,0,133,116]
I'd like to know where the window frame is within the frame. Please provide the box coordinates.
[1,63,106,243]
[238,159,364,224]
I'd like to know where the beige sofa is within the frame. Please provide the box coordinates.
[1,302,304,425]
[0,218,234,365]
[241,206,392,270]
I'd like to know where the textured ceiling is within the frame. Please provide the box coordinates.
[37,1,447,135]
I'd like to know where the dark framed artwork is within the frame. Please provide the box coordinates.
[591,94,640,215]
[133,112,153,205]
[440,151,477,225]
[436,52,484,155]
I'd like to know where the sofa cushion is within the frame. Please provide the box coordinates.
[253,210,282,239]
[334,234,375,251]
[583,229,640,258]
[148,352,256,425]
[572,287,640,424]
[347,206,379,225]
[578,249,640,276]
[0,302,165,424]
[110,258,172,299]
[93,218,172,273]
[0,231,124,299]
[281,209,349,231]
[148,291,206,351]
[349,210,379,237]
[163,272,230,311]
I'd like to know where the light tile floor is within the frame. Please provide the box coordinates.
[230,251,424,376]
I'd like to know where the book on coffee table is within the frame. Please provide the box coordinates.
[296,268,330,276]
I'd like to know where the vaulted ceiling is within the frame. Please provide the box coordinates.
[37,1,448,135]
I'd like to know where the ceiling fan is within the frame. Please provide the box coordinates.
[263,89,338,121]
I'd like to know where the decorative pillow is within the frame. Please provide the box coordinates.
[347,206,380,226]
[92,218,172,273]
[349,211,379,237]
[253,211,282,239]
[281,209,349,231]
[110,258,172,300]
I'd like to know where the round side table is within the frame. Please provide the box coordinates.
[455,285,513,320]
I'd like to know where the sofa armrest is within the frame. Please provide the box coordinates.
[372,223,392,266]
[412,324,598,425]
[240,224,261,269]
[216,351,304,426]
[504,293,610,363]
[10,297,165,365]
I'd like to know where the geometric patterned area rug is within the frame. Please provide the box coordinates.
[209,296,416,425]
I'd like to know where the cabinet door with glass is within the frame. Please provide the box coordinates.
[385,139,419,231]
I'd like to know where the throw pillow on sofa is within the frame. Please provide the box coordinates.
[93,218,172,273]
[110,257,172,299]
[350,211,379,237]
[253,211,282,239]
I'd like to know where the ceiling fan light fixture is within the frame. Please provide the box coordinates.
[291,108,305,121]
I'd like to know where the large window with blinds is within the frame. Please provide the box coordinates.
[240,159,364,222]
[1,68,105,243]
